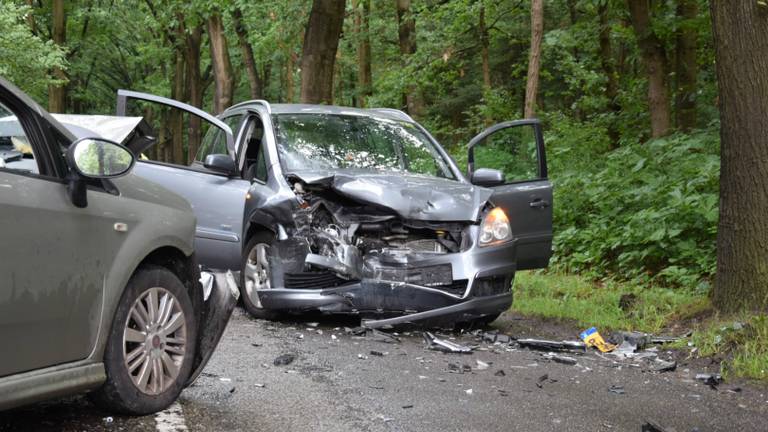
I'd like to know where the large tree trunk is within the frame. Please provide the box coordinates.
[185,24,203,163]
[208,13,235,114]
[352,0,372,107]
[48,0,66,113]
[170,49,186,164]
[628,0,671,138]
[675,0,697,132]
[524,0,543,118]
[710,1,768,313]
[233,8,263,100]
[300,0,346,104]
[598,1,620,146]
[396,0,424,117]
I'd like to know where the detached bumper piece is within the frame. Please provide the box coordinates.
[187,270,239,386]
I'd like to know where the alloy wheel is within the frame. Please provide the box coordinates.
[244,243,271,308]
[123,287,187,395]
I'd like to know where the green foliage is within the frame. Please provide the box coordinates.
[0,3,66,103]
[550,123,720,289]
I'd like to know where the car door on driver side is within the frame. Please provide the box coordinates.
[467,120,553,270]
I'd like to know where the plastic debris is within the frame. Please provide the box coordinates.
[641,421,671,432]
[536,374,556,388]
[402,404,414,409]
[580,327,617,353]
[358,353,369,360]
[370,350,387,356]
[465,389,473,395]
[543,353,578,365]
[494,370,506,376]
[423,332,472,354]
[517,338,587,352]
[448,362,473,374]
[273,353,296,366]
[475,360,490,370]
[608,385,625,395]
[650,359,677,372]
[696,373,722,389]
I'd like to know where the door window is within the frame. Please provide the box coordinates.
[0,101,39,175]
[195,115,241,163]
[471,123,542,183]
[241,117,268,182]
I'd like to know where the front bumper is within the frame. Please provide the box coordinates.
[258,229,517,324]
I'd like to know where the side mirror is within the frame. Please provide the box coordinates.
[471,168,505,187]
[66,138,135,208]
[204,154,236,175]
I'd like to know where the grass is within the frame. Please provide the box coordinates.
[511,270,768,382]
[512,270,705,333]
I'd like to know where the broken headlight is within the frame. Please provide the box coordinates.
[478,207,511,246]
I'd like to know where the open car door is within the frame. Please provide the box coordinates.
[116,90,249,271]
[467,119,552,270]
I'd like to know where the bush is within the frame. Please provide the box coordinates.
[548,120,719,289]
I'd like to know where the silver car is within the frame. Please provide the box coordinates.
[96,91,553,327]
[0,77,237,414]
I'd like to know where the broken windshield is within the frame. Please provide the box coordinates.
[273,113,456,180]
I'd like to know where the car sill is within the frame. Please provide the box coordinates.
[0,362,105,411]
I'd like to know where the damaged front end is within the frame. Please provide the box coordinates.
[256,172,517,326]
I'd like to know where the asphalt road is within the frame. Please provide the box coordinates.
[2,308,767,432]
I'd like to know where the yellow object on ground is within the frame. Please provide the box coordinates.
[580,327,616,353]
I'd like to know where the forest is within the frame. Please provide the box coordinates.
[2,0,767,377]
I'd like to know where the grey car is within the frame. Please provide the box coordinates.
[0,77,237,414]
[108,91,552,327]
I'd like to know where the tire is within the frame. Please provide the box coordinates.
[240,233,282,320]
[90,266,197,415]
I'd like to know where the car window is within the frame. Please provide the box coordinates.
[242,117,268,182]
[195,115,240,163]
[472,124,540,183]
[0,101,40,175]
[273,114,455,180]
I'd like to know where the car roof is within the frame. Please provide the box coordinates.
[224,101,416,124]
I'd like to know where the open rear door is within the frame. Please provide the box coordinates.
[116,90,249,271]
[468,119,552,270]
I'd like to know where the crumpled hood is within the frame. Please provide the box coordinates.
[292,170,493,222]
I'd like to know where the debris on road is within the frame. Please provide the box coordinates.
[358,353,369,360]
[650,359,677,373]
[580,327,616,353]
[517,338,586,352]
[536,374,556,388]
[370,350,387,356]
[542,352,578,365]
[448,362,473,374]
[402,404,414,409]
[464,389,473,395]
[424,332,472,353]
[641,420,672,432]
[475,359,490,370]
[696,373,722,389]
[274,353,297,366]
[494,370,506,376]
[608,385,626,395]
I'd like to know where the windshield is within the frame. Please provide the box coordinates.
[273,113,456,180]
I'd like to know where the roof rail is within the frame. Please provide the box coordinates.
[368,107,414,122]
[228,99,272,114]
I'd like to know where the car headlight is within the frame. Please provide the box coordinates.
[479,207,512,246]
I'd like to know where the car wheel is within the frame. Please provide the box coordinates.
[241,233,281,320]
[90,266,196,415]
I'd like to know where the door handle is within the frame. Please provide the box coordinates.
[529,199,550,209]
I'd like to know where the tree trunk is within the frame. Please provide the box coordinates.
[598,1,620,146]
[186,24,203,163]
[233,8,263,99]
[675,0,697,132]
[628,0,671,138]
[396,0,424,117]
[353,0,372,107]
[208,13,235,114]
[286,49,296,103]
[48,0,66,113]
[479,2,492,125]
[710,1,768,313]
[524,0,543,118]
[300,0,346,104]
[171,49,186,164]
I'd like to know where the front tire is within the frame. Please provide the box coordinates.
[90,266,196,415]
[241,233,281,320]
